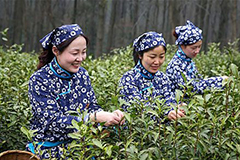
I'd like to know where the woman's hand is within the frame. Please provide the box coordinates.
[113,109,125,125]
[168,103,186,120]
[91,111,124,126]
[168,109,185,120]
[222,76,229,81]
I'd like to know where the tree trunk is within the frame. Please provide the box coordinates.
[13,0,25,43]
[95,0,106,58]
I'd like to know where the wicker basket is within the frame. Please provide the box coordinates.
[0,150,40,160]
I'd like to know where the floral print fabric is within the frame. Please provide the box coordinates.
[166,48,223,94]
[119,61,175,118]
[27,58,102,158]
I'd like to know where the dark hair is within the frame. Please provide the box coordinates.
[132,45,167,66]
[37,34,89,70]
[172,29,178,40]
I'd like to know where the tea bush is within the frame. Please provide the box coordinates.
[0,44,38,151]
[67,42,240,160]
[1,28,240,159]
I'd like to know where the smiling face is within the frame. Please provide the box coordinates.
[52,36,87,73]
[140,45,166,73]
[181,40,202,59]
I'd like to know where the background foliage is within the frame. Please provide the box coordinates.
[1,29,240,159]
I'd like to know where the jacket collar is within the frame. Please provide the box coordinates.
[176,46,192,62]
[49,57,74,79]
[134,60,155,80]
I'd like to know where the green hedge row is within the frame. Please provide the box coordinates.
[1,35,240,159]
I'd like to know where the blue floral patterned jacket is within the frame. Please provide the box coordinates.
[28,58,102,143]
[119,61,175,117]
[166,48,223,94]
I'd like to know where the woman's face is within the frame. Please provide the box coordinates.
[53,36,87,73]
[140,45,166,73]
[181,40,202,59]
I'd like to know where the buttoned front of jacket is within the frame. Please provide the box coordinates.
[119,61,175,117]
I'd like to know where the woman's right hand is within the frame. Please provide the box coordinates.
[92,111,122,126]
[167,103,186,120]
[168,109,185,120]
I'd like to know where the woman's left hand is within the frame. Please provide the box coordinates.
[222,76,229,81]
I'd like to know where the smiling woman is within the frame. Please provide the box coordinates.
[140,45,166,73]
[27,24,124,159]
[51,36,87,73]
[118,31,185,121]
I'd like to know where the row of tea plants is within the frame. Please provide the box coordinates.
[0,28,38,152]
[62,41,240,160]
[1,28,240,159]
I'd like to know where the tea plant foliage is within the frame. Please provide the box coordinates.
[0,38,38,150]
[1,29,240,159]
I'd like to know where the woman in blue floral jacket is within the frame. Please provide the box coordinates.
[166,20,228,95]
[119,31,185,121]
[27,24,124,159]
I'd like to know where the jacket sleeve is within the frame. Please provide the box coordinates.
[83,69,102,114]
[118,74,144,112]
[172,66,223,94]
[159,74,176,115]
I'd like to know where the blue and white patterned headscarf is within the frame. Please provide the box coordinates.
[133,31,166,52]
[40,24,84,49]
[175,20,203,45]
